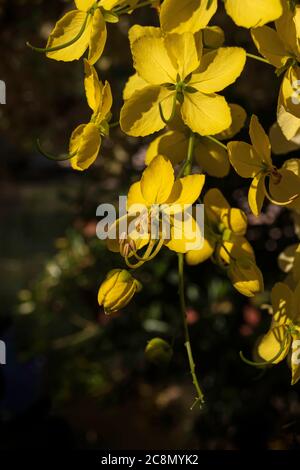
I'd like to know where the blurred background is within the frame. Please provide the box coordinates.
[1,0,300,450]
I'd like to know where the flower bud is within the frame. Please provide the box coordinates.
[98,269,142,314]
[145,338,173,365]
[228,257,264,297]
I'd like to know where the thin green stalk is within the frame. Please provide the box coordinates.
[114,0,154,14]
[205,135,228,151]
[178,131,205,410]
[246,53,270,65]
[27,11,91,53]
[178,254,205,410]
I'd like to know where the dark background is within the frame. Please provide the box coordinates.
[0,0,300,450]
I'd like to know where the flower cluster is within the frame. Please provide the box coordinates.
[29,0,300,407]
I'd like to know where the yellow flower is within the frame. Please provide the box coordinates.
[120,26,246,137]
[107,155,205,267]
[186,188,264,297]
[225,0,283,29]
[159,0,282,33]
[228,115,300,216]
[145,103,246,178]
[255,282,300,385]
[251,1,300,139]
[28,1,137,63]
[69,60,112,170]
[98,269,142,314]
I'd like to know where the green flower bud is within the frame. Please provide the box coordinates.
[145,338,173,365]
[98,269,142,314]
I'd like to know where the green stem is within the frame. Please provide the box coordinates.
[37,139,76,161]
[184,131,195,176]
[205,135,228,150]
[114,0,154,14]
[246,53,270,65]
[177,131,205,410]
[26,11,91,53]
[178,253,205,410]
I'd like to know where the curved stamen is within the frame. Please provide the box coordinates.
[240,332,289,367]
[37,139,76,161]
[125,236,165,268]
[263,179,299,206]
[159,92,177,124]
[26,11,91,53]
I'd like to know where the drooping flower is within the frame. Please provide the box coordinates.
[69,60,112,170]
[145,103,246,178]
[254,282,300,385]
[186,188,264,297]
[107,155,205,267]
[120,26,246,137]
[228,115,300,216]
[251,1,300,139]
[98,269,142,314]
[28,0,138,63]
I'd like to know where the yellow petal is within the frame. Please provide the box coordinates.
[215,103,247,141]
[165,214,203,253]
[75,0,95,11]
[46,10,92,62]
[279,67,300,128]
[195,138,230,178]
[271,282,294,324]
[269,122,300,155]
[248,173,266,216]
[131,36,177,85]
[278,243,300,275]
[227,141,264,178]
[257,326,291,363]
[225,0,283,28]
[145,131,188,166]
[228,256,264,297]
[249,115,272,166]
[141,155,174,204]
[276,3,300,58]
[96,81,113,124]
[219,236,255,264]
[69,123,101,170]
[123,74,148,101]
[166,174,206,211]
[160,0,217,34]
[84,59,101,113]
[127,181,147,209]
[204,188,229,224]
[269,168,300,207]
[191,47,246,94]
[222,208,247,235]
[100,0,125,9]
[186,237,215,265]
[120,86,174,137]
[251,26,289,68]
[277,103,300,141]
[181,92,232,136]
[88,9,107,65]
[164,32,201,80]
[128,25,162,45]
[202,26,225,49]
